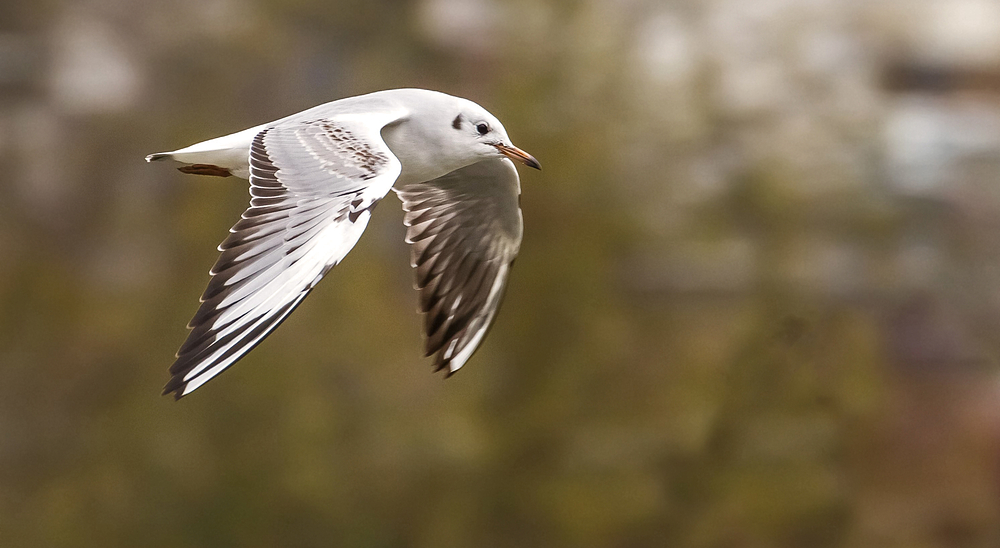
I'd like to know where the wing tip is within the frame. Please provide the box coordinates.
[435,361,457,378]
[162,376,187,400]
[431,352,466,378]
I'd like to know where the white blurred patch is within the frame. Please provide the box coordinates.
[417,0,503,55]
[633,12,695,87]
[49,13,140,114]
[884,96,1000,196]
[918,0,1000,67]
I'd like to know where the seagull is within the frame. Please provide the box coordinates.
[146,88,540,399]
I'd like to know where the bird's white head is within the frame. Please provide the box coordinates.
[448,107,541,171]
[382,90,540,184]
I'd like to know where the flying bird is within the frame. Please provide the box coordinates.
[146,88,540,399]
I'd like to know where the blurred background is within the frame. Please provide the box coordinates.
[3,0,1000,546]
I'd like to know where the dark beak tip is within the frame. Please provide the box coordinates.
[497,143,541,171]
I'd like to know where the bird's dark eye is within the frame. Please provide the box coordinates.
[476,123,489,136]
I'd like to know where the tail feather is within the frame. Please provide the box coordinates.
[145,123,267,179]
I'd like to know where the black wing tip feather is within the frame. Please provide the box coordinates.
[162,294,309,400]
[433,356,457,377]
[162,376,186,400]
[163,355,199,400]
[427,347,463,379]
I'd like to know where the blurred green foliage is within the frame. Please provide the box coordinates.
[1,0,999,547]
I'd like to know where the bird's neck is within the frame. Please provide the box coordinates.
[381,119,472,186]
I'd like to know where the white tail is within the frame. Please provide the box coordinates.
[145,123,267,179]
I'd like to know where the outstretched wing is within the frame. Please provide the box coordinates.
[165,112,405,398]
[397,158,523,375]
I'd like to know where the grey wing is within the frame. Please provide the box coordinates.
[397,158,523,375]
[165,114,404,399]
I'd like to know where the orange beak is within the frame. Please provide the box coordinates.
[495,144,541,170]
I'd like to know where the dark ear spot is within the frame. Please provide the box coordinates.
[452,115,463,130]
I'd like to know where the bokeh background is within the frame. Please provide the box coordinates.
[3,0,1000,546]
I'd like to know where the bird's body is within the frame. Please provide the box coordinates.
[147,88,539,399]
